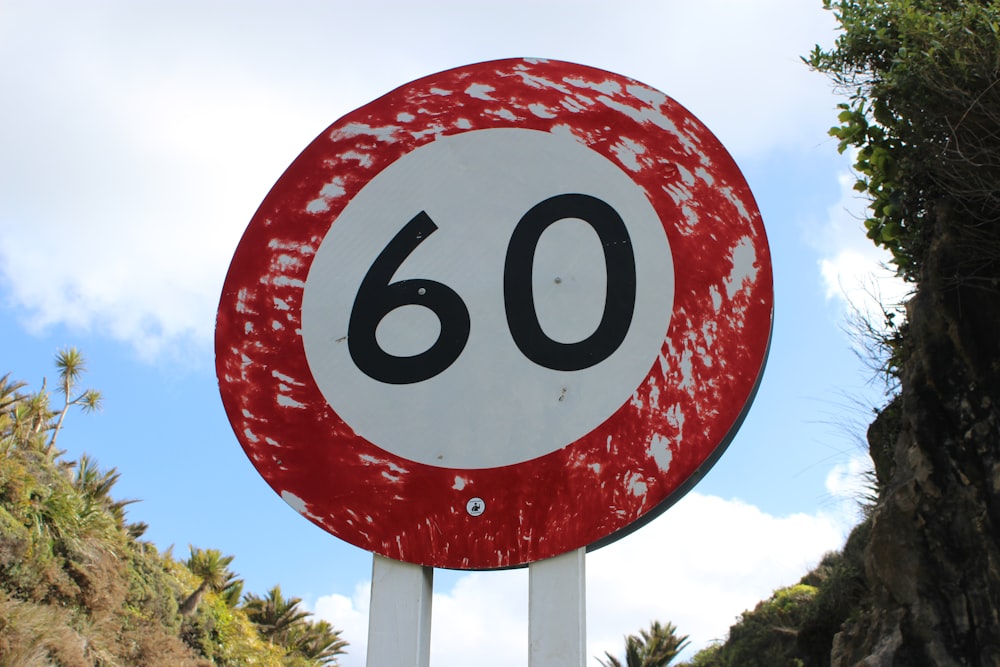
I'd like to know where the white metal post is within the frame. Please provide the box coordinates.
[366,554,433,667]
[528,547,586,667]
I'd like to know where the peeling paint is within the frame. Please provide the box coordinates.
[565,76,621,96]
[306,198,329,214]
[725,236,758,299]
[611,137,646,172]
[626,473,648,497]
[529,102,557,119]
[282,491,307,514]
[336,152,372,169]
[276,394,305,409]
[664,182,692,207]
[272,369,303,385]
[649,434,673,472]
[465,83,495,100]
[410,124,446,140]
[709,285,723,312]
[489,108,518,121]
[560,96,588,113]
[271,276,306,288]
[695,166,715,186]
[626,83,667,109]
[330,122,401,143]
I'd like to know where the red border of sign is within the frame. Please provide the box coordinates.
[216,58,773,569]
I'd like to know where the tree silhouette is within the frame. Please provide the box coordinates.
[244,585,348,664]
[47,347,101,455]
[599,620,690,667]
[179,546,238,616]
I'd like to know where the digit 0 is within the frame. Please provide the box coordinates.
[504,193,636,371]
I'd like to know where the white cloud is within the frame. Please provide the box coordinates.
[817,170,911,336]
[622,0,841,158]
[825,454,872,499]
[587,493,844,662]
[0,38,335,360]
[312,582,371,662]
[824,453,875,531]
[311,492,844,666]
[1,1,841,359]
[310,568,532,667]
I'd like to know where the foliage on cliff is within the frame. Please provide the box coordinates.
[677,517,871,667]
[678,0,1000,663]
[808,0,1000,663]
[0,350,347,666]
[676,1,1000,663]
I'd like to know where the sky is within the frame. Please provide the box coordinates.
[0,1,909,664]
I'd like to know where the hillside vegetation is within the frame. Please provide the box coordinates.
[0,349,347,666]
[630,0,1000,663]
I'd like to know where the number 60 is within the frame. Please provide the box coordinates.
[347,193,637,385]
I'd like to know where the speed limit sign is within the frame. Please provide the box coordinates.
[216,58,772,569]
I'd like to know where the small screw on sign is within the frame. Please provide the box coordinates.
[466,498,485,517]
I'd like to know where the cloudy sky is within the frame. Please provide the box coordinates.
[0,1,905,664]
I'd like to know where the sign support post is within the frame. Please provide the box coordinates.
[529,547,586,667]
[367,555,433,667]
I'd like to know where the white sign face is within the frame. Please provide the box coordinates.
[302,128,674,469]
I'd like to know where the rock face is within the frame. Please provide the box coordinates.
[832,209,1000,665]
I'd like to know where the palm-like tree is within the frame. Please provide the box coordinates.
[0,373,27,419]
[243,585,311,642]
[72,453,137,526]
[179,546,238,616]
[599,620,690,667]
[73,453,119,499]
[46,347,101,455]
[1,374,51,451]
[0,351,101,456]
[244,585,348,664]
[219,577,244,608]
[288,618,348,664]
[0,373,28,453]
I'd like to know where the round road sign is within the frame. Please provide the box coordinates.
[216,58,772,570]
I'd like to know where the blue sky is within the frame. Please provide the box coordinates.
[0,1,907,663]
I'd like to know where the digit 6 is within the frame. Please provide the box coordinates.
[347,212,471,384]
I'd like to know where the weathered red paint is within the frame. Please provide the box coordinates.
[216,58,772,569]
